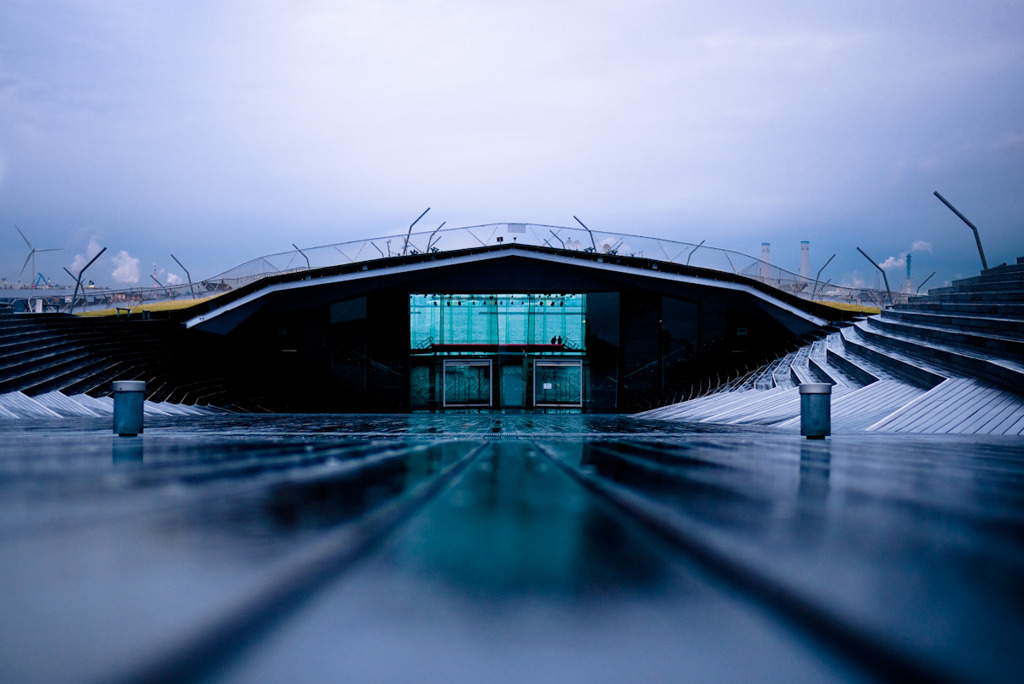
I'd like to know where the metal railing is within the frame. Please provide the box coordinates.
[207,223,904,307]
[5,223,907,313]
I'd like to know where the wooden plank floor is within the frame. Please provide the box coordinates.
[869,379,1024,435]
[777,380,926,432]
[2,415,1023,684]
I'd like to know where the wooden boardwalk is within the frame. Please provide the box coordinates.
[2,415,1024,683]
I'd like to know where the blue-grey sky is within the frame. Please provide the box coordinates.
[2,0,1022,289]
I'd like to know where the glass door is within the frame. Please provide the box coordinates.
[443,359,493,408]
[533,360,583,407]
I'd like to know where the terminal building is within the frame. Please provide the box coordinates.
[2,224,1021,426]
[177,241,850,413]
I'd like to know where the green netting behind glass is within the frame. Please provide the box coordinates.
[410,294,585,350]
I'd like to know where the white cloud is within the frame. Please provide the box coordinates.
[111,250,140,284]
[152,266,183,285]
[881,240,933,270]
[70,237,103,273]
[879,255,907,271]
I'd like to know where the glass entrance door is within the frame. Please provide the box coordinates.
[534,360,583,407]
[443,360,492,408]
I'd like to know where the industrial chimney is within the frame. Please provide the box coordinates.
[800,241,810,279]
[761,243,771,281]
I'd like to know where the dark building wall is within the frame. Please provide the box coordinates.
[207,280,808,413]
[609,287,799,412]
[367,292,411,411]
[0,248,841,412]
[584,293,619,412]
[620,291,661,400]
[330,297,368,394]
[186,251,828,413]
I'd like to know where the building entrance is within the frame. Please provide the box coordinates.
[443,360,492,408]
[534,360,583,407]
[410,294,586,412]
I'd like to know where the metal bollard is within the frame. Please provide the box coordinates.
[799,383,832,439]
[112,380,146,436]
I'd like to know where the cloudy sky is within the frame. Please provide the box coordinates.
[1,0,1021,289]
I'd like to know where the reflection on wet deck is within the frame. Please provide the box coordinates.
[0,415,1021,683]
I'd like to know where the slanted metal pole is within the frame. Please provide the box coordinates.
[403,208,430,256]
[856,246,892,307]
[150,274,173,298]
[812,253,836,300]
[723,252,738,274]
[63,266,77,307]
[170,254,195,299]
[291,244,310,269]
[426,222,446,252]
[573,216,598,252]
[68,247,106,314]
[686,240,705,265]
[934,191,988,271]
[916,271,936,293]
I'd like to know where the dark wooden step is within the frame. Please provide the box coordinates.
[883,310,1024,339]
[870,316,1024,359]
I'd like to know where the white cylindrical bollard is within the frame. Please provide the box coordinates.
[113,380,146,436]
[799,383,832,439]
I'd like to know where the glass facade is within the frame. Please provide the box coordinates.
[534,360,583,407]
[410,294,586,411]
[443,360,492,407]
[410,294,585,350]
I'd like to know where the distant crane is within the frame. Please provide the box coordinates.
[15,226,62,284]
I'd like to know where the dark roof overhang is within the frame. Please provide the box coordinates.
[183,243,845,335]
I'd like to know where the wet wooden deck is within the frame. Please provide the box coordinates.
[1,415,1022,683]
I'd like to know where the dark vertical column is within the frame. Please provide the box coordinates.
[584,292,619,412]
[367,291,412,411]
[619,291,660,410]
[660,296,699,397]
[329,298,367,388]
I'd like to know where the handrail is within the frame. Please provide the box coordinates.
[0,222,905,313]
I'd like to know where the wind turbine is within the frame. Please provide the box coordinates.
[15,226,62,284]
